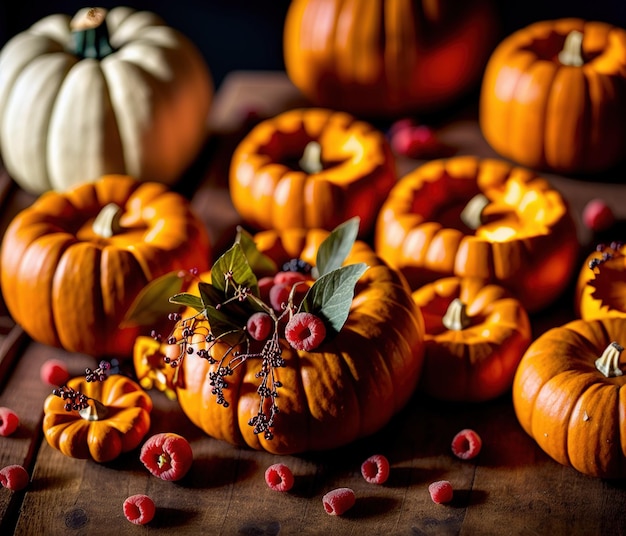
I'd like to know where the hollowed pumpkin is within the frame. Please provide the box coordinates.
[374,156,579,312]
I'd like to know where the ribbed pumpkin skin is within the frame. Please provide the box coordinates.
[412,277,532,402]
[480,19,626,174]
[0,6,212,194]
[283,0,499,117]
[512,317,626,479]
[374,156,579,313]
[165,229,425,454]
[229,108,397,238]
[0,175,211,358]
[43,375,152,463]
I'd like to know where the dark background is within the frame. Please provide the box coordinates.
[1,1,626,90]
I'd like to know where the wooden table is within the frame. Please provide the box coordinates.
[1,71,626,536]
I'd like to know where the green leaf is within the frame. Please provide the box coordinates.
[122,271,185,327]
[211,242,259,296]
[169,292,204,312]
[235,226,277,278]
[300,262,368,337]
[205,306,247,346]
[315,217,360,277]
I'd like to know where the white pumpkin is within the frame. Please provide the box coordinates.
[0,7,213,194]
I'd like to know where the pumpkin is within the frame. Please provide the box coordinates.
[374,156,579,312]
[0,6,212,195]
[229,108,398,239]
[283,0,499,117]
[0,174,211,358]
[43,374,152,463]
[480,18,626,174]
[512,317,626,479]
[575,242,626,320]
[133,227,425,454]
[412,276,532,402]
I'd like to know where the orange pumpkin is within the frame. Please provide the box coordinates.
[283,0,499,117]
[575,242,626,320]
[43,374,152,463]
[374,156,579,312]
[412,276,532,402]
[0,174,211,358]
[512,317,626,479]
[229,108,397,238]
[480,18,626,174]
[134,227,425,454]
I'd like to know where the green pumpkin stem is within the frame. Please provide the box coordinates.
[442,298,471,331]
[78,398,108,421]
[595,341,624,378]
[299,141,323,174]
[460,193,489,231]
[70,7,114,59]
[92,203,124,238]
[558,30,584,67]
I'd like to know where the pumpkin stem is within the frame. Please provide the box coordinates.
[558,30,584,67]
[299,141,323,174]
[442,298,471,331]
[78,398,108,421]
[460,193,489,231]
[595,341,624,378]
[93,203,124,238]
[69,7,114,59]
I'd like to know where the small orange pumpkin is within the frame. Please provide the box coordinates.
[0,174,211,358]
[575,242,626,320]
[480,18,626,174]
[43,374,152,463]
[228,108,397,238]
[134,227,425,454]
[412,276,532,402]
[374,156,579,312]
[512,317,626,479]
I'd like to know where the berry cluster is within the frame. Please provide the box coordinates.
[588,241,624,270]
[85,359,118,382]
[51,385,91,412]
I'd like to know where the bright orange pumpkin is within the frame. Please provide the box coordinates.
[513,317,626,479]
[374,156,579,312]
[480,18,626,174]
[283,0,499,117]
[0,174,211,358]
[134,227,425,454]
[412,276,532,402]
[229,108,397,239]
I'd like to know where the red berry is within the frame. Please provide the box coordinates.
[258,276,274,303]
[123,494,156,525]
[0,464,29,491]
[274,271,307,286]
[269,282,292,312]
[264,463,294,492]
[322,487,356,516]
[285,312,326,351]
[40,359,70,386]
[0,407,19,437]
[247,312,273,341]
[429,480,454,504]
[583,199,615,232]
[390,124,440,158]
[388,118,415,138]
[140,433,193,481]
[451,428,482,460]
[361,454,390,484]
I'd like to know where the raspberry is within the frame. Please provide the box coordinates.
[451,429,482,460]
[428,480,453,504]
[0,407,19,437]
[390,122,442,159]
[258,276,274,303]
[583,199,615,232]
[274,271,307,286]
[123,494,156,525]
[264,463,294,492]
[140,433,193,481]
[247,312,273,341]
[0,464,29,491]
[285,312,326,351]
[269,282,292,312]
[40,359,70,386]
[361,454,390,484]
[322,487,356,516]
